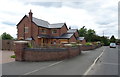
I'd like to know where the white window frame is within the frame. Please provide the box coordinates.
[52,30,57,34]
[25,27,28,33]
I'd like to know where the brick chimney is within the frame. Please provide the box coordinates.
[28,10,33,38]
[29,9,33,22]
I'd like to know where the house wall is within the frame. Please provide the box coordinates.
[59,39,69,44]
[60,25,68,36]
[38,27,50,35]
[80,40,86,45]
[17,16,30,40]
[74,31,79,38]
[17,16,39,40]
[50,28,60,36]
[17,15,76,47]
[69,35,77,43]
[50,39,60,44]
[50,25,68,37]
[17,16,41,46]
[31,23,39,45]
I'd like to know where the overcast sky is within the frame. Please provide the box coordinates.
[0,0,119,38]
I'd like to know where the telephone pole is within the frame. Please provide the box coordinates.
[103,31,104,37]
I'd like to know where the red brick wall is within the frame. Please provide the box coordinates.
[38,27,50,35]
[50,25,68,37]
[81,40,86,44]
[17,16,39,45]
[50,39,60,44]
[60,25,68,36]
[14,42,28,61]
[80,44,102,51]
[17,16,28,39]
[32,23,39,45]
[24,50,68,61]
[50,28,60,36]
[14,42,81,61]
[68,47,81,58]
[17,16,33,40]
[74,31,79,38]
[14,41,102,61]
[69,35,77,43]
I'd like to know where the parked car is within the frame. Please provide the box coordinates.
[109,43,116,48]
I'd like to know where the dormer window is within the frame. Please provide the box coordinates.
[52,30,57,34]
[24,27,28,33]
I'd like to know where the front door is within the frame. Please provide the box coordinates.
[41,38,48,46]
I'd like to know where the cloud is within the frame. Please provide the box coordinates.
[0,0,119,38]
[1,21,16,26]
[30,2,62,8]
[0,23,17,38]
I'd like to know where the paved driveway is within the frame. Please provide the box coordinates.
[0,50,15,64]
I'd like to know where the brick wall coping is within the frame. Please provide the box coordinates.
[24,47,79,52]
[14,41,29,44]
[81,45,93,46]
[25,48,67,52]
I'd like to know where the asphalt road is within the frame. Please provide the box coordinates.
[2,46,111,75]
[87,46,118,75]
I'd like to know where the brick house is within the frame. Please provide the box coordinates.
[77,37,86,44]
[17,10,81,46]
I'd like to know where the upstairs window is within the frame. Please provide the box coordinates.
[24,27,28,33]
[41,29,46,33]
[41,29,45,32]
[52,30,57,34]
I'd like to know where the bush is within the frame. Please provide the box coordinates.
[11,55,16,58]
[71,43,77,47]
[85,42,93,45]
[28,43,33,48]
[92,42,98,45]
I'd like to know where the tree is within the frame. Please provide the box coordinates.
[78,26,87,37]
[1,32,13,40]
[86,29,96,42]
[110,35,116,43]
[78,26,111,44]
[101,36,110,46]
[92,35,101,42]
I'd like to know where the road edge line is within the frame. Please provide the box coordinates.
[83,47,105,75]
[23,60,63,75]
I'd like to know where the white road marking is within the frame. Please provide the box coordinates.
[83,47,106,75]
[24,60,63,75]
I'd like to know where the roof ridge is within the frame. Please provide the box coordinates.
[50,23,64,25]
[69,29,77,30]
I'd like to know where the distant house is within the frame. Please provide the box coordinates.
[78,37,86,44]
[16,10,81,46]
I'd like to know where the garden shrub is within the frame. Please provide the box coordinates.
[11,55,16,58]
[85,42,93,45]
[28,43,33,48]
